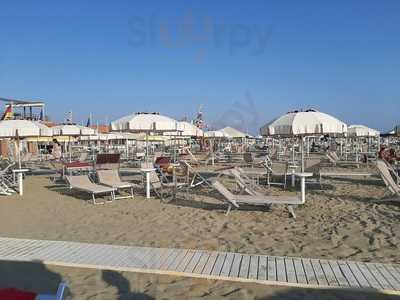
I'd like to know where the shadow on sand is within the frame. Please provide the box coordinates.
[102,270,154,300]
[0,260,62,295]
[259,287,400,300]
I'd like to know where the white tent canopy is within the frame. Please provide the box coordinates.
[111,112,179,132]
[347,125,380,137]
[260,110,348,136]
[220,126,247,138]
[52,124,96,136]
[0,120,53,138]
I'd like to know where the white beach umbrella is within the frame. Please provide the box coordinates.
[260,110,347,136]
[52,124,96,161]
[165,121,203,137]
[0,120,53,138]
[220,126,247,139]
[260,110,347,172]
[347,125,380,137]
[0,120,53,195]
[52,124,96,136]
[204,130,229,138]
[111,112,179,132]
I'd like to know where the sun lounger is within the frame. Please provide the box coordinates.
[211,180,303,218]
[66,175,116,204]
[0,160,16,195]
[376,159,400,201]
[326,152,360,168]
[223,167,262,196]
[148,169,187,202]
[97,169,138,199]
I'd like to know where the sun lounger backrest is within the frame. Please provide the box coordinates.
[211,180,238,206]
[377,160,400,195]
[149,171,162,189]
[66,175,94,189]
[331,152,340,161]
[98,169,121,185]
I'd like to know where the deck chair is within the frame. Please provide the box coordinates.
[148,169,187,202]
[0,160,16,195]
[97,169,137,199]
[223,168,262,196]
[180,160,212,189]
[326,152,360,168]
[376,159,400,201]
[263,160,288,189]
[66,175,116,204]
[211,180,302,218]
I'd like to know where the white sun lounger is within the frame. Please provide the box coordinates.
[211,180,302,218]
[97,169,137,199]
[376,159,400,201]
[66,175,116,204]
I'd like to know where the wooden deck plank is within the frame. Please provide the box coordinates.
[258,256,267,281]
[293,258,307,284]
[285,258,297,284]
[176,250,196,273]
[311,259,328,286]
[167,249,189,271]
[202,252,219,275]
[184,250,203,273]
[148,248,172,269]
[374,263,400,290]
[385,264,400,285]
[356,263,383,290]
[220,253,235,277]
[267,256,277,281]
[320,260,339,287]
[160,249,181,270]
[347,262,370,288]
[193,251,211,274]
[329,261,349,287]
[366,264,393,290]
[302,259,318,285]
[211,253,227,276]
[338,261,360,288]
[275,257,286,282]
[239,255,251,279]
[229,253,243,278]
[248,255,259,280]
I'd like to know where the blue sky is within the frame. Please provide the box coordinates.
[0,0,399,133]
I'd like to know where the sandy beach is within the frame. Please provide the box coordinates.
[0,169,399,299]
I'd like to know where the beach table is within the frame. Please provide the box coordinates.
[141,167,156,199]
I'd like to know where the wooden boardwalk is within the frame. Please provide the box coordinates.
[1,237,400,294]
